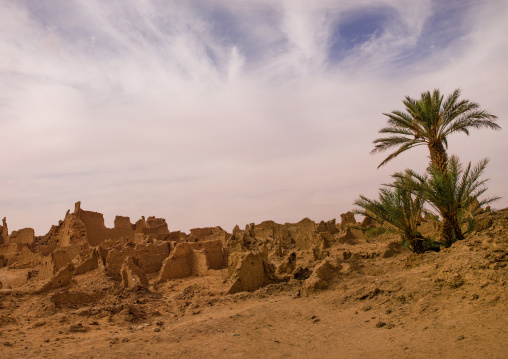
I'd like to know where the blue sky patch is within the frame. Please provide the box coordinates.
[328,6,397,62]
[393,0,472,68]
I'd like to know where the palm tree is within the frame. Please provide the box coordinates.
[372,89,500,172]
[394,156,500,247]
[354,183,431,253]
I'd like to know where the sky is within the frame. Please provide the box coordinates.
[1,0,507,235]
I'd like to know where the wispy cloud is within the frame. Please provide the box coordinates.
[1,0,507,234]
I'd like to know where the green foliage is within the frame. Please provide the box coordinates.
[364,226,387,239]
[392,156,500,246]
[371,89,500,169]
[354,183,430,253]
[360,88,501,253]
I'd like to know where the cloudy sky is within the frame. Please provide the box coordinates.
[1,0,507,235]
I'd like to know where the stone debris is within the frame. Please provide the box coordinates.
[302,258,341,296]
[69,323,90,333]
[475,215,494,232]
[228,251,280,294]
[52,289,104,307]
[382,241,402,258]
[276,252,297,275]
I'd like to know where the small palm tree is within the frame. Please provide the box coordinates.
[354,183,431,253]
[394,156,500,246]
[372,89,500,172]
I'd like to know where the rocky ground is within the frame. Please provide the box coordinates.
[0,209,507,359]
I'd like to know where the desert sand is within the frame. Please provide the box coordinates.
[0,204,507,359]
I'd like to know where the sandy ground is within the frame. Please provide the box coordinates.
[1,211,507,359]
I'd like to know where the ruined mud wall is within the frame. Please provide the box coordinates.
[0,217,37,266]
[4,228,34,245]
[77,210,133,247]
[76,209,168,247]
[0,217,8,245]
[0,203,383,295]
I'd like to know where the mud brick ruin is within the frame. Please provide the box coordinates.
[0,201,385,294]
[0,202,232,291]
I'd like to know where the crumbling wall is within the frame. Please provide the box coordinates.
[8,246,42,269]
[286,218,316,250]
[105,245,137,281]
[228,251,279,294]
[277,252,297,275]
[156,243,193,282]
[78,210,111,247]
[75,203,135,247]
[58,214,87,247]
[316,219,338,234]
[189,239,228,270]
[229,221,291,255]
[340,211,357,230]
[229,217,347,254]
[191,249,209,276]
[6,228,35,245]
[40,247,78,279]
[112,215,139,241]
[121,257,148,291]
[37,263,75,293]
[98,239,123,265]
[156,240,228,283]
[74,249,99,275]
[0,217,7,245]
[141,216,170,241]
[253,221,293,250]
[103,241,171,280]
[75,203,169,246]
[0,243,22,262]
[134,217,146,232]
[302,257,341,296]
[188,226,228,243]
[188,227,213,242]
[167,231,188,242]
[114,216,133,230]
[133,242,170,274]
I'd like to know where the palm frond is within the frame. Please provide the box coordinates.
[354,182,428,252]
[375,141,423,168]
[371,136,421,154]
[395,155,500,245]
[372,88,500,169]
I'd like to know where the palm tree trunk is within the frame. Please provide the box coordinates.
[428,141,448,173]
[411,238,425,253]
[441,217,454,247]
[429,141,456,245]
[442,216,464,246]
[450,216,464,242]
